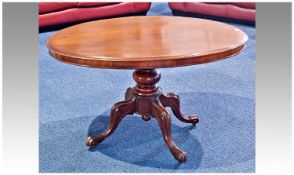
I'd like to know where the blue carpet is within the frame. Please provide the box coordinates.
[39,2,255,173]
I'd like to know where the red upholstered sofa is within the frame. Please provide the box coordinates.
[168,2,255,25]
[39,2,151,32]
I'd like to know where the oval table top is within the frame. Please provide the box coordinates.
[47,16,248,69]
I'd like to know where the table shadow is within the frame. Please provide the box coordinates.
[87,112,204,170]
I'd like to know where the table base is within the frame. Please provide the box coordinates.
[85,69,199,162]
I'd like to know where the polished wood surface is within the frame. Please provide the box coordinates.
[47,16,248,163]
[47,16,247,69]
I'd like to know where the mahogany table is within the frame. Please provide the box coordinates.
[47,16,248,162]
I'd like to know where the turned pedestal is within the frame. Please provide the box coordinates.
[85,69,199,162]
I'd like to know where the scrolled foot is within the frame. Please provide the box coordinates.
[187,115,199,125]
[160,93,199,125]
[85,136,98,147]
[175,151,187,162]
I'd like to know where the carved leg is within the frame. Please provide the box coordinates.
[152,101,187,162]
[86,97,136,147]
[160,93,199,125]
[86,69,197,162]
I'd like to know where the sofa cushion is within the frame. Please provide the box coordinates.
[205,2,255,9]
[168,2,255,22]
[39,2,151,29]
[76,2,120,8]
[39,2,122,15]
[229,2,256,9]
[39,2,77,14]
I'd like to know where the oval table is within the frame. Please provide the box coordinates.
[47,16,248,162]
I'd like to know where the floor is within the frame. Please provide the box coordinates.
[39,2,256,173]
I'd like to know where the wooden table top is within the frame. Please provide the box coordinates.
[47,16,248,69]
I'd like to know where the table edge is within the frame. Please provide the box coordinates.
[48,44,246,69]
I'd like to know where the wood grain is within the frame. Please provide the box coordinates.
[47,16,248,69]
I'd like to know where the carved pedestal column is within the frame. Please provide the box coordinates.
[86,69,199,162]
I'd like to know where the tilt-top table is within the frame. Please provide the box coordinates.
[47,16,248,162]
